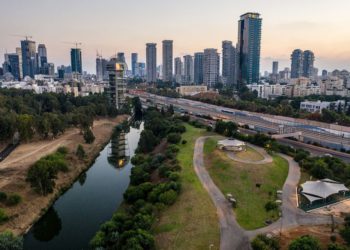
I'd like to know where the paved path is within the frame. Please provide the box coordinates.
[226,143,273,165]
[193,136,336,250]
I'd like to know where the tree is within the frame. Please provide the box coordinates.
[167,133,181,144]
[0,231,23,250]
[17,114,35,141]
[138,130,158,153]
[76,144,86,160]
[251,234,280,250]
[26,160,58,195]
[83,128,95,144]
[132,97,143,120]
[159,190,178,205]
[328,243,346,250]
[288,235,321,250]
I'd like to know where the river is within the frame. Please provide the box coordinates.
[23,122,144,250]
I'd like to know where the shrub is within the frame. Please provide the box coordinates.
[182,140,187,145]
[0,209,9,224]
[288,235,321,250]
[167,133,181,144]
[57,146,68,155]
[83,128,95,144]
[328,243,346,250]
[159,190,178,205]
[0,192,7,202]
[6,194,22,206]
[251,234,280,250]
[0,231,23,250]
[264,201,278,212]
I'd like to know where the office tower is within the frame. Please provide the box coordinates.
[58,66,65,79]
[222,41,236,86]
[96,55,109,81]
[303,50,315,78]
[37,44,48,74]
[183,55,194,84]
[194,52,204,85]
[48,63,55,75]
[117,53,126,64]
[107,57,127,109]
[290,49,303,78]
[203,49,220,87]
[146,43,157,83]
[162,40,173,82]
[174,57,183,84]
[131,53,138,76]
[272,61,279,75]
[15,47,23,79]
[135,62,146,78]
[322,70,328,77]
[3,53,20,80]
[237,12,262,85]
[21,39,37,78]
[71,48,82,74]
[0,67,3,76]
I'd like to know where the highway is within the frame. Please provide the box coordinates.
[129,91,350,153]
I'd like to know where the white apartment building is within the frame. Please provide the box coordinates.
[300,100,346,113]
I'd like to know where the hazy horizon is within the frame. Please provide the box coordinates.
[1,0,350,74]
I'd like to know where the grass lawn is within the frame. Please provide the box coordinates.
[204,137,289,230]
[235,146,264,161]
[154,125,220,250]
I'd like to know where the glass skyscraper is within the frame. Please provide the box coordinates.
[71,48,82,74]
[237,12,262,86]
[194,52,204,85]
[131,53,138,76]
[21,39,37,78]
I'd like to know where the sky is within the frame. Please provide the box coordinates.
[1,0,350,74]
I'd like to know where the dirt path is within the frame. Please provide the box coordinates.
[0,116,127,235]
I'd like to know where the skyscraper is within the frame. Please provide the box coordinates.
[117,53,126,64]
[203,49,220,87]
[15,47,23,79]
[303,50,315,78]
[71,48,82,74]
[38,44,48,74]
[131,53,138,76]
[237,12,262,85]
[183,55,194,84]
[291,49,304,78]
[96,54,108,81]
[3,53,20,80]
[272,61,279,75]
[107,57,127,109]
[146,43,157,83]
[174,57,183,84]
[162,40,173,82]
[194,52,204,85]
[21,39,37,78]
[222,41,236,86]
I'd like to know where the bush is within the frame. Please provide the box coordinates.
[57,146,68,155]
[328,243,346,250]
[251,234,280,250]
[167,133,181,144]
[288,235,321,250]
[6,194,22,206]
[264,201,278,212]
[0,192,7,202]
[182,140,187,145]
[0,209,9,224]
[83,128,95,144]
[76,144,86,160]
[159,190,178,205]
[0,231,23,250]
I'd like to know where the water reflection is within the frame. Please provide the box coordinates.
[32,208,62,242]
[108,123,130,168]
[78,172,87,186]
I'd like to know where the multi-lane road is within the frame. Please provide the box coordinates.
[129,91,350,161]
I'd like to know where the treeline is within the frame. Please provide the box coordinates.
[90,107,186,249]
[0,89,118,142]
[214,120,350,184]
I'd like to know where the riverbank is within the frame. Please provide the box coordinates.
[0,115,127,236]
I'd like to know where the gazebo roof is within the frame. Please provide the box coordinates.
[217,138,245,147]
[301,179,348,202]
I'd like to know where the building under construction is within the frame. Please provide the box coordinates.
[106,57,127,109]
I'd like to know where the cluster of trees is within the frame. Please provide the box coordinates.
[0,192,22,207]
[0,89,118,143]
[26,147,69,195]
[91,108,185,249]
[252,234,346,250]
[147,87,180,98]
[0,231,23,250]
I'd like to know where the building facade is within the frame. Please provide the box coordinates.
[291,49,303,79]
[107,58,127,109]
[146,43,157,83]
[303,50,315,78]
[183,55,194,84]
[162,40,173,82]
[70,48,82,74]
[174,57,183,84]
[237,12,262,85]
[21,39,37,78]
[203,48,220,88]
[38,44,48,74]
[131,53,138,76]
[194,52,204,85]
[222,41,236,86]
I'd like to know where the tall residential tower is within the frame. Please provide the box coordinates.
[162,40,173,82]
[146,43,157,83]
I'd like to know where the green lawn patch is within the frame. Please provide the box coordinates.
[204,137,289,230]
[154,124,220,250]
[235,146,264,161]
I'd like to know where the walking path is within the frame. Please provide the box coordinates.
[193,136,336,250]
[226,143,273,165]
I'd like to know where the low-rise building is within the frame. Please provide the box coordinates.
[176,85,208,96]
[300,100,346,113]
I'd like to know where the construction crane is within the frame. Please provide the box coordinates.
[62,41,82,49]
[10,34,33,40]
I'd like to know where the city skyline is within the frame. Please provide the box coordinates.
[2,0,350,73]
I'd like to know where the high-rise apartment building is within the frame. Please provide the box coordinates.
[15,47,23,79]
[237,12,262,85]
[272,61,279,75]
[222,41,236,86]
[3,53,20,80]
[117,53,126,64]
[162,40,173,82]
[303,50,315,78]
[135,62,146,78]
[131,53,138,76]
[291,49,304,79]
[183,55,194,84]
[107,58,127,109]
[203,49,220,87]
[194,52,204,85]
[146,43,157,83]
[71,48,82,74]
[96,54,108,81]
[21,39,37,78]
[174,57,183,84]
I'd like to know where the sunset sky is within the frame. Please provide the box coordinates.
[1,0,350,74]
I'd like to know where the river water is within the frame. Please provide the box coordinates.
[24,123,143,250]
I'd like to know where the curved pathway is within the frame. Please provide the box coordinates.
[193,136,336,250]
[226,143,273,165]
